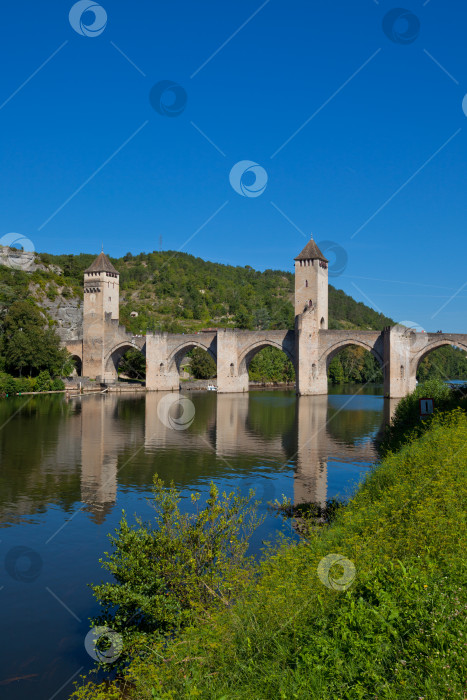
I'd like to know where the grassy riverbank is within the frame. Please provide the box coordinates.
[73,394,467,699]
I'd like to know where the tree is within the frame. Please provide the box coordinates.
[234,307,254,330]
[119,349,146,380]
[328,356,345,384]
[189,348,216,379]
[1,300,73,377]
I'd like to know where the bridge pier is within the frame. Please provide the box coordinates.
[216,330,248,393]
[295,309,328,396]
[146,333,180,391]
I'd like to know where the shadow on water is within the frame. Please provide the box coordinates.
[0,387,398,700]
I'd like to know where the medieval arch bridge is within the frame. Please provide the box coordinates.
[65,247,467,398]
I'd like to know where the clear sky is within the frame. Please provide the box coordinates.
[0,1,466,331]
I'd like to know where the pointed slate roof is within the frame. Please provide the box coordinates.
[84,251,119,275]
[294,236,328,262]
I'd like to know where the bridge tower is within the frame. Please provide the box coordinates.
[82,251,120,379]
[294,235,328,328]
[295,237,329,395]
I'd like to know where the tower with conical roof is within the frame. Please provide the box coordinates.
[82,251,120,378]
[294,235,328,327]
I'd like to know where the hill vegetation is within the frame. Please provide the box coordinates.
[37,249,394,334]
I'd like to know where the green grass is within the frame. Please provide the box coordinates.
[73,406,467,700]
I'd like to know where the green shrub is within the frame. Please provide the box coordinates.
[0,374,16,395]
[86,478,263,668]
[51,378,65,391]
[381,378,466,454]
[15,377,33,393]
[34,370,53,392]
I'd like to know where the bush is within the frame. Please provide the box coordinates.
[51,378,65,391]
[34,370,53,392]
[15,377,33,393]
[86,477,263,668]
[0,374,16,396]
[380,378,467,454]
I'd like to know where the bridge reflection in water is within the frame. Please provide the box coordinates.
[77,390,396,520]
[0,390,397,529]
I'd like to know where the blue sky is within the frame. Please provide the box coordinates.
[0,1,466,331]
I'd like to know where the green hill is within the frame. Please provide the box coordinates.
[36,249,394,334]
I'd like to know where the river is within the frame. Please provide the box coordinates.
[0,386,396,699]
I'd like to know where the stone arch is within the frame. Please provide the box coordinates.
[238,340,295,377]
[104,342,146,380]
[167,341,217,374]
[71,355,82,377]
[412,340,467,376]
[321,339,384,371]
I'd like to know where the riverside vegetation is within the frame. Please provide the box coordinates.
[72,379,467,699]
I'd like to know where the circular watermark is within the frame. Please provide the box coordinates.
[229,161,268,198]
[4,546,43,583]
[394,320,425,335]
[393,319,429,354]
[84,626,123,664]
[462,94,467,117]
[149,81,187,117]
[317,240,348,278]
[0,233,35,270]
[382,8,420,45]
[317,553,355,591]
[69,1,107,37]
[157,394,195,431]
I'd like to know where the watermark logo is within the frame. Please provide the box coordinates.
[69,1,107,38]
[84,626,123,664]
[229,161,268,198]
[0,233,35,270]
[4,546,43,583]
[393,320,429,353]
[394,320,425,335]
[149,81,187,117]
[317,553,355,591]
[382,8,420,45]
[462,94,467,117]
[317,240,348,278]
[157,394,195,431]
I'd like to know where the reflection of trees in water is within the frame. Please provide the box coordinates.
[247,392,296,439]
[326,404,383,446]
[0,389,386,527]
[247,391,297,457]
[0,396,80,525]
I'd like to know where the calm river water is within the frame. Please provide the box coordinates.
[0,386,396,699]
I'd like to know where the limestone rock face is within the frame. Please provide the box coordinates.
[41,296,83,342]
[0,246,61,274]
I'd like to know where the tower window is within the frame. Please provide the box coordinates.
[305,280,308,287]
[108,297,111,302]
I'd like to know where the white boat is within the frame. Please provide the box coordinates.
[207,384,217,391]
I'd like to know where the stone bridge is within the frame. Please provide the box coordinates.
[66,315,467,398]
[65,248,467,398]
[145,328,296,393]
